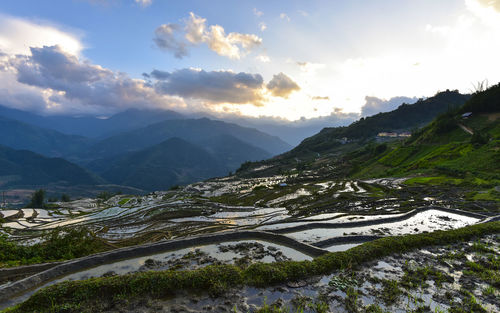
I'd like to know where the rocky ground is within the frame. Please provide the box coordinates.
[78,234,499,313]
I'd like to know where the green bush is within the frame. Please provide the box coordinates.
[0,227,107,267]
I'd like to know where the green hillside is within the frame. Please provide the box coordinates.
[98,138,227,191]
[0,145,103,188]
[289,90,469,156]
[0,116,92,159]
[237,90,471,177]
[346,84,500,200]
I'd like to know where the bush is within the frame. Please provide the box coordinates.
[470,131,489,146]
[27,189,45,208]
[434,113,457,134]
[0,227,107,267]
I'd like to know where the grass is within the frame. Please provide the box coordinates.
[0,227,108,267]
[4,221,500,313]
[380,279,402,304]
[117,198,130,206]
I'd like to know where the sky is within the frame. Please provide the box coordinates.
[0,0,499,121]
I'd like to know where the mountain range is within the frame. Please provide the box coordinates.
[1,87,487,195]
[0,105,288,193]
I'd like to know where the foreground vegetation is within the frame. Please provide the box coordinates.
[0,227,108,267]
[4,221,499,312]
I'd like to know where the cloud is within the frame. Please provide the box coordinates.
[296,61,326,72]
[259,22,267,31]
[184,12,206,44]
[205,25,262,59]
[253,8,263,17]
[153,12,262,59]
[255,55,270,63]
[297,10,309,17]
[149,69,170,80]
[476,0,500,11]
[153,23,188,58]
[360,96,418,117]
[0,14,83,56]
[135,0,152,7]
[312,96,330,100]
[266,72,300,98]
[1,45,185,115]
[153,68,265,105]
[280,13,290,22]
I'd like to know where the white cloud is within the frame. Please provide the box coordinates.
[184,12,206,44]
[475,0,500,12]
[135,0,152,7]
[425,24,452,36]
[0,14,83,56]
[153,12,262,59]
[297,10,309,17]
[466,0,500,27]
[296,61,326,73]
[253,8,263,17]
[259,22,267,31]
[280,13,291,22]
[256,55,270,63]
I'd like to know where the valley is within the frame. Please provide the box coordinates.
[0,84,499,312]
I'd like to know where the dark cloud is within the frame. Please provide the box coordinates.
[153,24,189,58]
[16,46,111,88]
[150,69,170,80]
[153,68,265,105]
[6,45,183,114]
[266,72,300,98]
[361,96,418,117]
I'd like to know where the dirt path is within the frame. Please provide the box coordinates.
[458,123,474,135]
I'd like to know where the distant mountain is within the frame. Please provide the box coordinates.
[0,105,184,138]
[96,138,227,191]
[0,116,93,158]
[88,135,271,191]
[82,118,291,160]
[0,145,102,188]
[200,134,271,170]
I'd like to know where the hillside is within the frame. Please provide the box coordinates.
[200,134,271,170]
[290,90,469,155]
[82,118,291,160]
[348,85,500,189]
[87,134,270,191]
[0,116,93,158]
[97,138,227,191]
[0,145,103,188]
[236,90,471,177]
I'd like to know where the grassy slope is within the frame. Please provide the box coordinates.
[236,90,470,177]
[348,94,500,196]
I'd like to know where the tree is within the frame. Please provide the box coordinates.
[28,189,45,208]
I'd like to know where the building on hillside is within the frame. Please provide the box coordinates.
[462,112,472,119]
